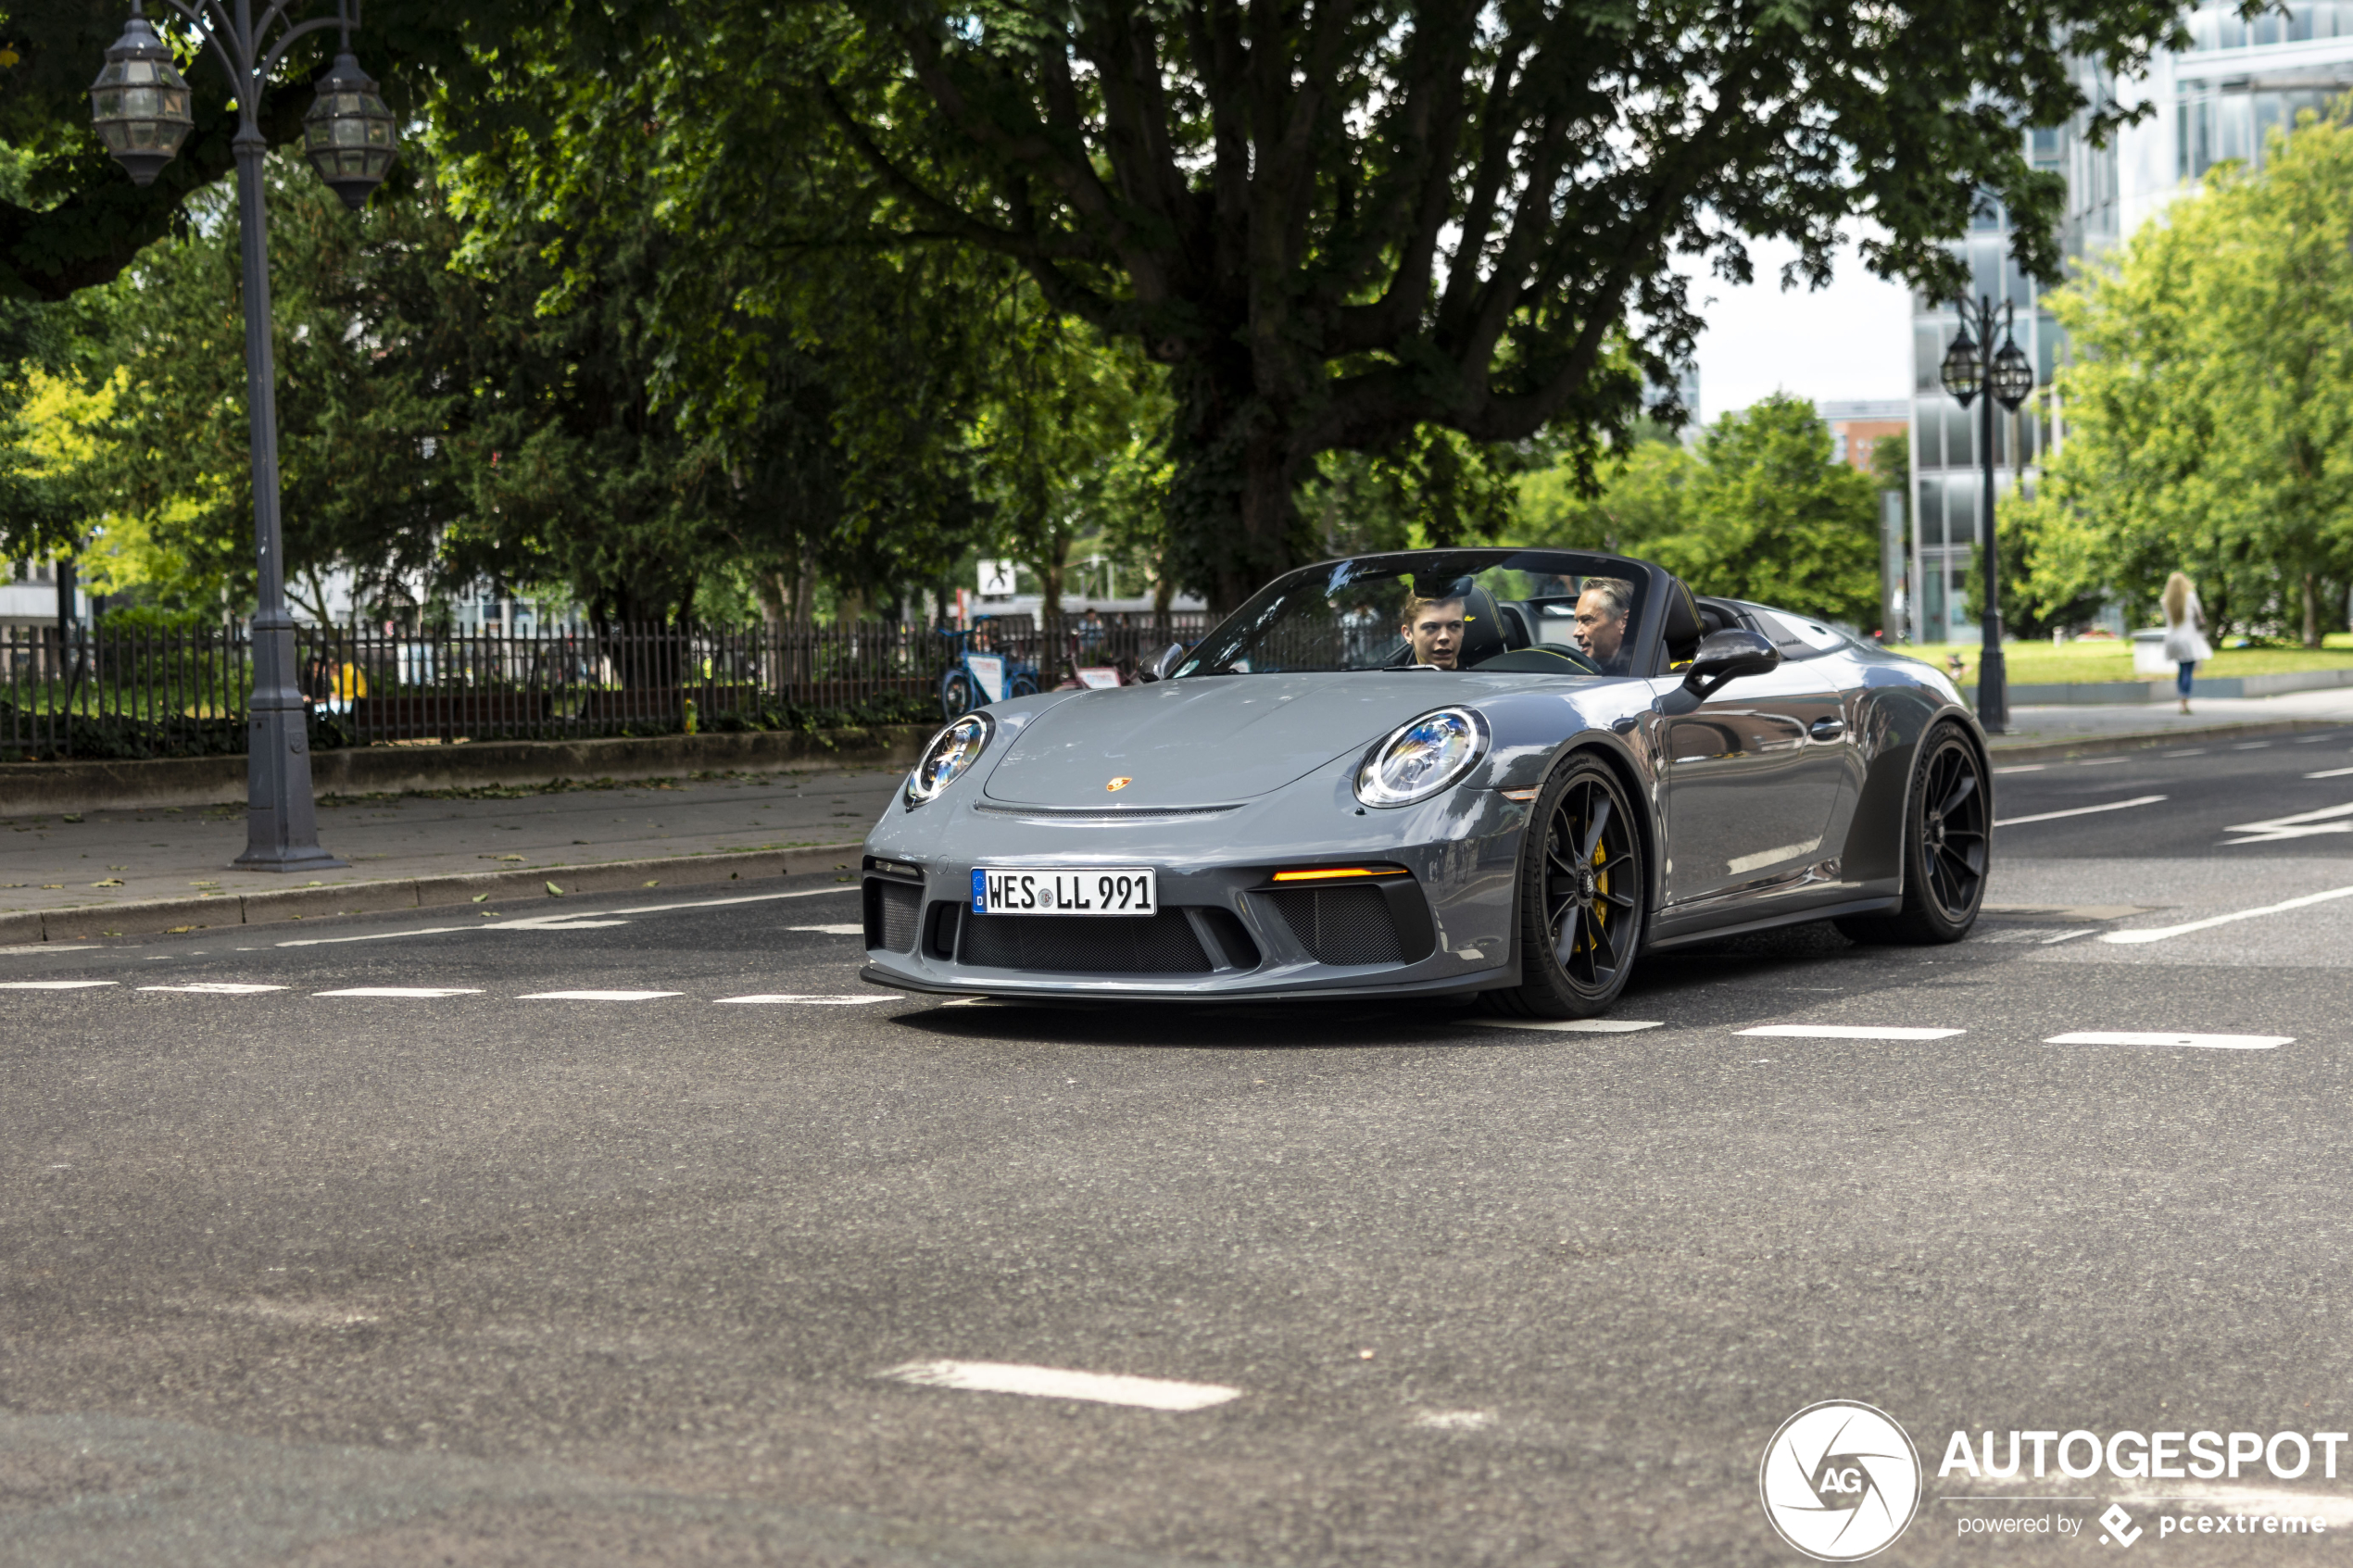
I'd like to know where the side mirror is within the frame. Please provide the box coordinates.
[1139,643,1187,684]
[1681,628,1780,697]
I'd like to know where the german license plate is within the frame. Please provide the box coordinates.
[972,867,1157,916]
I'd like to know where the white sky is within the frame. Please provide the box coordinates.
[1681,234,1915,420]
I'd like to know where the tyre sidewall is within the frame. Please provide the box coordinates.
[1511,753,1642,1018]
[1902,724,1985,940]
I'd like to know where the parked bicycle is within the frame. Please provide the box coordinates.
[938,620,1040,720]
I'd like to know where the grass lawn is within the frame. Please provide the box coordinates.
[1887,633,2353,687]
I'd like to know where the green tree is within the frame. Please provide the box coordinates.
[2036,110,2353,644]
[786,0,2193,608]
[1517,437,1695,555]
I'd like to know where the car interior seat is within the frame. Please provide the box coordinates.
[1456,586,1511,668]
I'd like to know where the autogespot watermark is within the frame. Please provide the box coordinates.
[1763,1407,2349,1555]
[1759,1401,1923,1562]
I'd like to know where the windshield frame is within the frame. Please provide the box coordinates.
[1174,548,1677,681]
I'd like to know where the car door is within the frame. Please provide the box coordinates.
[1662,609,1852,907]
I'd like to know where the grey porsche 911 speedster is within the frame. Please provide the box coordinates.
[858,547,1991,1017]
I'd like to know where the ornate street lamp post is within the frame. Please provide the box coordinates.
[1939,295,2036,734]
[90,0,396,871]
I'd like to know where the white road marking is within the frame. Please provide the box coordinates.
[2306,766,2353,779]
[714,994,896,1005]
[0,945,99,956]
[314,987,484,998]
[1995,795,2166,828]
[1412,1410,1494,1431]
[1993,764,2046,774]
[2040,929,2095,945]
[517,990,683,1001]
[877,1360,1241,1411]
[2233,742,2272,750]
[2102,883,2353,944]
[1737,1024,1963,1040]
[137,983,286,994]
[787,923,865,935]
[2074,756,2132,766]
[0,979,118,989]
[2220,800,2353,844]
[2163,748,2207,757]
[277,885,860,947]
[2045,1031,2291,1049]
[1465,1017,1664,1034]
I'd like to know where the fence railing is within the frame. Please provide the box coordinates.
[0,611,1211,760]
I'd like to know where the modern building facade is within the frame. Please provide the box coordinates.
[1903,3,2353,643]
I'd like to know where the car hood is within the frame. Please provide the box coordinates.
[978,671,1520,806]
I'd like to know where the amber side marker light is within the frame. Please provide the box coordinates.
[1269,866,1411,883]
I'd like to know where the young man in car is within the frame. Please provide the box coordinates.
[1399,594,1467,669]
[1573,579,1635,674]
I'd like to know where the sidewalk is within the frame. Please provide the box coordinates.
[1987,684,2353,756]
[1,765,902,935]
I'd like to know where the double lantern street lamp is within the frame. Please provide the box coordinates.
[1937,295,2037,735]
[89,0,396,871]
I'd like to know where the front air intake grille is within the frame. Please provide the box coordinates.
[863,878,924,953]
[1261,885,1405,966]
[959,909,1213,973]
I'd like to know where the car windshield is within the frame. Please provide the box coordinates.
[1175,550,1651,678]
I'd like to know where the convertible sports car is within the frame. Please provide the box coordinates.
[859,547,1991,1017]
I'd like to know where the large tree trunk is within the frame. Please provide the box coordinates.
[1167,358,1314,615]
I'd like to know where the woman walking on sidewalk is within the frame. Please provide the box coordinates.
[2161,571,2213,714]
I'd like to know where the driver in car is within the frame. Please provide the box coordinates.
[1400,594,1466,669]
[1573,579,1635,675]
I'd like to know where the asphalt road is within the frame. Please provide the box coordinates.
[6,735,2353,1566]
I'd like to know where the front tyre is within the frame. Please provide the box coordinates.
[1497,752,1645,1018]
[1834,722,1989,945]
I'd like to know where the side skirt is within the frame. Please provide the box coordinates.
[1639,895,1902,953]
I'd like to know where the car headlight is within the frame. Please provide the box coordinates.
[906,713,993,807]
[1355,707,1488,808]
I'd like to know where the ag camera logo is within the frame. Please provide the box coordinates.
[1760,1400,1923,1561]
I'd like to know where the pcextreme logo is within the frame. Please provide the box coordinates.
[1760,1400,1925,1562]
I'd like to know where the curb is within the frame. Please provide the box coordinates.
[0,725,932,815]
[0,842,866,946]
[1986,717,2337,764]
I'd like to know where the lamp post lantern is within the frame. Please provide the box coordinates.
[1939,294,2036,734]
[90,0,396,871]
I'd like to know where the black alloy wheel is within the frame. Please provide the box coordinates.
[1836,723,1989,945]
[1498,753,1645,1018]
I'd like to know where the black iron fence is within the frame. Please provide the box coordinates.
[1,611,1210,760]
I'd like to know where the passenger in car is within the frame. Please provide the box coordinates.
[1401,594,1467,670]
[1573,579,1635,674]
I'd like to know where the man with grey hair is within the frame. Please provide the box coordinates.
[1573,577,1635,673]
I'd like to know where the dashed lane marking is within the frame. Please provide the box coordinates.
[1993,764,2046,774]
[2233,742,2273,750]
[516,990,684,1002]
[315,987,484,998]
[2163,748,2207,757]
[787,924,865,935]
[2045,1031,2292,1050]
[2102,883,2353,944]
[0,979,118,989]
[276,885,861,947]
[714,994,896,1005]
[137,983,286,994]
[2305,766,2353,779]
[1465,1017,1664,1034]
[878,1360,1242,1411]
[1995,795,2167,828]
[0,945,100,956]
[1737,1024,1964,1041]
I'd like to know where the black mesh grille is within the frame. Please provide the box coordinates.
[960,909,1212,973]
[863,879,924,953]
[1262,885,1404,966]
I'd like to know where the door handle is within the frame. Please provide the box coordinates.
[1809,718,1846,742]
